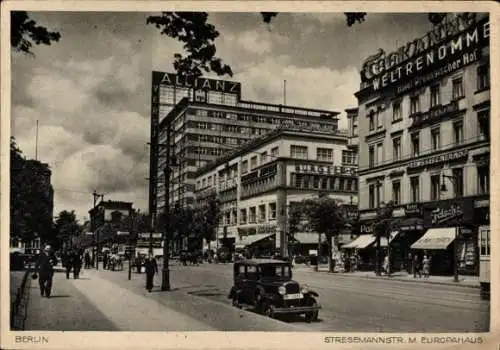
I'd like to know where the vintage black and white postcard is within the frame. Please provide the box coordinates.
[1,1,498,350]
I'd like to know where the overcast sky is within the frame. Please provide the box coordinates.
[11,11,433,222]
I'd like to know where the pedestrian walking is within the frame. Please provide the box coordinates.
[72,250,82,279]
[422,253,430,278]
[103,252,109,270]
[63,249,73,279]
[35,245,58,298]
[413,253,422,278]
[383,254,389,275]
[407,253,413,274]
[84,250,91,269]
[144,254,158,292]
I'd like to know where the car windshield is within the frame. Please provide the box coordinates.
[260,264,291,279]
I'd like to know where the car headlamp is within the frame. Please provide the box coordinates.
[300,284,309,294]
[278,286,286,295]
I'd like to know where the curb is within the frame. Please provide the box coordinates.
[294,267,480,289]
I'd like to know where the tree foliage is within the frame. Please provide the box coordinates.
[146,12,233,79]
[373,201,395,275]
[10,137,54,245]
[54,210,81,247]
[300,197,347,272]
[192,194,221,247]
[11,11,61,55]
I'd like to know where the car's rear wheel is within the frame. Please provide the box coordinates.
[304,297,319,323]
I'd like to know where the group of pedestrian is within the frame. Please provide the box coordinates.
[343,252,360,273]
[409,251,431,278]
[62,249,83,279]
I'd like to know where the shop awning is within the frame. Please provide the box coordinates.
[342,235,376,249]
[411,227,457,250]
[235,233,275,249]
[293,232,323,244]
[343,235,388,249]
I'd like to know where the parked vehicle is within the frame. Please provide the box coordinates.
[228,259,321,322]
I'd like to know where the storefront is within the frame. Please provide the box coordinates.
[412,197,476,275]
[390,204,426,272]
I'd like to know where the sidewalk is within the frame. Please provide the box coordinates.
[23,265,306,331]
[293,264,480,288]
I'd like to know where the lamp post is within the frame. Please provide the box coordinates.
[161,125,178,291]
[440,173,460,283]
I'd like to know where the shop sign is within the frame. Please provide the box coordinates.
[256,225,277,234]
[360,15,489,92]
[404,203,422,217]
[138,233,163,239]
[360,223,374,234]
[342,205,359,221]
[152,71,241,94]
[407,150,468,170]
[431,203,464,225]
[410,101,460,128]
[475,199,489,208]
[294,164,357,176]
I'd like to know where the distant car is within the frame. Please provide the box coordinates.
[228,259,321,322]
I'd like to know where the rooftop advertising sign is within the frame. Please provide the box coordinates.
[152,71,241,95]
[359,14,489,94]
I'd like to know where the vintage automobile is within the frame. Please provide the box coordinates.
[228,259,321,322]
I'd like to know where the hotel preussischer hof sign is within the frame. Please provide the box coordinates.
[359,14,489,95]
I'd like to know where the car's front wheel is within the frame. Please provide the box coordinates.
[304,297,319,323]
[262,302,275,318]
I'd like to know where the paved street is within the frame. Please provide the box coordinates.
[23,261,489,332]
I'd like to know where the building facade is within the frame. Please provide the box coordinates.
[194,126,358,257]
[355,13,490,274]
[149,72,341,232]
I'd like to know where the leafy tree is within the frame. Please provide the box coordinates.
[148,12,439,79]
[287,202,304,255]
[302,197,347,273]
[10,137,54,246]
[11,11,61,55]
[54,210,81,248]
[373,201,395,276]
[146,12,233,79]
[190,193,220,251]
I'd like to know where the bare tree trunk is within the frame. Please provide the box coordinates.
[375,235,381,276]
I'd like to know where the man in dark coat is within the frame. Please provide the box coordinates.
[62,249,72,279]
[84,250,91,269]
[35,245,58,298]
[144,254,158,292]
[72,250,83,279]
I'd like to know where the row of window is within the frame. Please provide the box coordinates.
[241,147,280,174]
[239,203,277,225]
[367,64,490,130]
[368,111,489,168]
[193,109,335,131]
[159,86,239,106]
[367,165,489,208]
[288,145,358,165]
[291,174,358,193]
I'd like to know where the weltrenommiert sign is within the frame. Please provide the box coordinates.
[359,14,489,94]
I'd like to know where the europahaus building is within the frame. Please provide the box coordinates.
[149,71,342,246]
[354,13,490,275]
[194,125,358,257]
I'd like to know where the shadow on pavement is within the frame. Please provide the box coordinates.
[47,295,71,298]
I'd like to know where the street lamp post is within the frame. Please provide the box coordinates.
[440,173,460,283]
[161,125,178,292]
